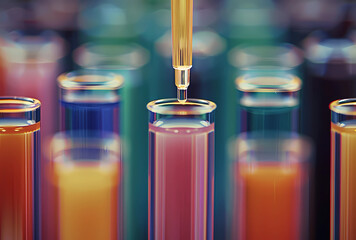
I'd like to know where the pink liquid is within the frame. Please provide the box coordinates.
[149,119,214,240]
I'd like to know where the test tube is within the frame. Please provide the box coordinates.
[228,133,311,240]
[2,30,65,143]
[147,99,216,240]
[235,71,301,135]
[226,44,304,143]
[303,37,356,239]
[57,70,124,135]
[49,132,122,240]
[73,43,150,239]
[330,99,356,240]
[0,97,41,239]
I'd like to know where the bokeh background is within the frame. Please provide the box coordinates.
[0,0,356,239]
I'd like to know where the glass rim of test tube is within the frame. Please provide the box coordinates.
[0,97,41,123]
[58,70,124,91]
[73,42,150,70]
[236,72,302,93]
[228,44,304,70]
[147,98,216,116]
[330,98,356,123]
[1,30,65,63]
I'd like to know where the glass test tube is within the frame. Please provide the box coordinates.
[236,72,301,135]
[58,70,124,135]
[303,37,356,239]
[330,99,356,240]
[74,43,150,240]
[2,30,64,142]
[147,99,216,240]
[229,133,311,240]
[226,44,304,142]
[50,132,122,240]
[0,97,41,239]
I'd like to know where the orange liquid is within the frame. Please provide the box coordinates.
[54,160,120,240]
[0,122,40,240]
[331,123,356,240]
[235,162,303,240]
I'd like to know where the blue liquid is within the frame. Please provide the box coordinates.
[60,101,120,135]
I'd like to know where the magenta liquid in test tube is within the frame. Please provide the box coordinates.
[147,99,216,240]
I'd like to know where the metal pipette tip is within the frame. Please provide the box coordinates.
[177,88,187,103]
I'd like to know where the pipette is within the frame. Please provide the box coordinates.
[171,0,193,103]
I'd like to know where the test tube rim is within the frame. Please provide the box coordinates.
[330,98,356,116]
[2,30,66,63]
[74,42,150,70]
[235,73,301,92]
[58,70,124,90]
[228,43,304,69]
[147,98,216,115]
[0,96,41,114]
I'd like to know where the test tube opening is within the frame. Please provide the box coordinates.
[0,97,41,125]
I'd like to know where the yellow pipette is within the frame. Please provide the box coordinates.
[171,0,193,103]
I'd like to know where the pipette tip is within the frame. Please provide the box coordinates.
[177,88,187,103]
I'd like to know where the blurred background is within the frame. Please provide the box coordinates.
[0,0,356,239]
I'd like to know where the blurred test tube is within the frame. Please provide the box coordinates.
[227,133,312,240]
[73,43,150,239]
[225,44,304,144]
[2,30,65,146]
[236,72,302,135]
[49,132,122,240]
[58,70,123,135]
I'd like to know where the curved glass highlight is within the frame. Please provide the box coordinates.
[0,97,41,239]
[330,99,356,239]
[235,72,301,134]
[229,44,304,72]
[74,43,149,71]
[227,133,311,240]
[73,42,150,239]
[148,99,216,240]
[48,132,122,240]
[58,70,123,135]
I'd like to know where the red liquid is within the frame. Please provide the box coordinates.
[0,121,40,239]
[5,62,59,239]
[149,119,214,240]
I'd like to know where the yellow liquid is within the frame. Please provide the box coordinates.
[171,0,192,69]
[331,123,356,240]
[55,161,120,240]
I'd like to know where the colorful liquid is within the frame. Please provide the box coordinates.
[60,101,120,134]
[331,121,356,240]
[171,0,192,69]
[234,161,304,240]
[0,119,40,240]
[149,118,214,240]
[53,150,121,240]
